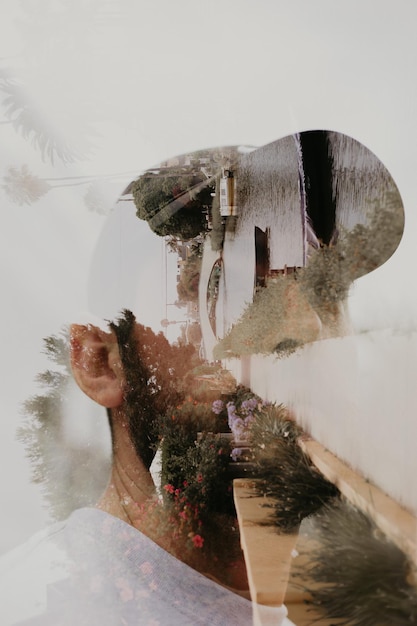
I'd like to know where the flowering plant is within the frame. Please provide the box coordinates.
[162,483,205,550]
[159,385,338,558]
[159,397,236,561]
[128,482,207,574]
[158,420,242,579]
[211,388,264,461]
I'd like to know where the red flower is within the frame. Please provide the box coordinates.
[192,534,204,548]
[163,484,175,494]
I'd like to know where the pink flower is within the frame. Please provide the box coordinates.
[115,577,134,602]
[139,561,153,576]
[192,534,204,548]
[163,484,175,494]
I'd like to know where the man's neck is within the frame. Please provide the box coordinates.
[96,410,156,525]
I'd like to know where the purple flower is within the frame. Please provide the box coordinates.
[226,397,259,441]
[230,417,246,440]
[244,414,255,427]
[211,399,224,415]
[226,402,236,415]
[241,398,258,413]
[226,403,237,429]
[231,448,244,461]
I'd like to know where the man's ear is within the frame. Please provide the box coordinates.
[70,324,124,408]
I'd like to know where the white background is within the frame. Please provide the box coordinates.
[1,0,416,553]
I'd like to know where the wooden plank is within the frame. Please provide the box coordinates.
[233,479,299,612]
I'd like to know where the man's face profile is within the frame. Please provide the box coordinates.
[67,130,404,587]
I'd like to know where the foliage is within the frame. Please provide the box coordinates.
[135,432,243,581]
[207,179,225,252]
[2,164,50,205]
[18,328,110,520]
[159,391,262,516]
[0,72,96,164]
[83,182,112,215]
[126,481,206,565]
[160,388,336,540]
[131,145,240,239]
[209,385,260,421]
[163,433,234,518]
[299,243,349,307]
[213,275,317,359]
[157,397,243,577]
[110,310,201,467]
[249,402,302,445]
[212,387,261,444]
[131,169,213,239]
[41,332,71,369]
[300,499,417,625]
[249,404,339,533]
[160,397,226,488]
[176,252,202,302]
[342,191,404,280]
[300,190,404,308]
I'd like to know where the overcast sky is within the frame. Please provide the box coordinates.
[1,0,416,553]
